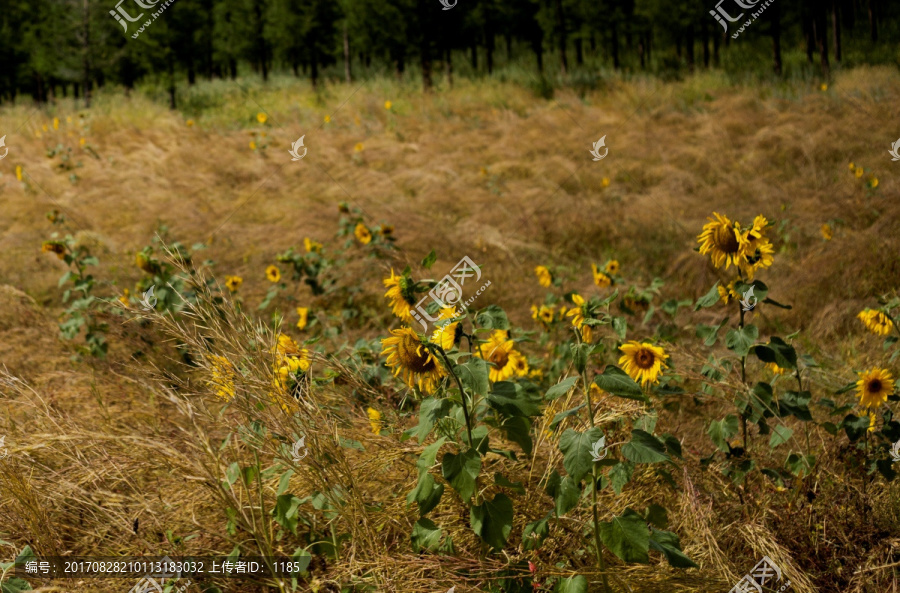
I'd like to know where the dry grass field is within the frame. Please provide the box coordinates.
[1,65,900,593]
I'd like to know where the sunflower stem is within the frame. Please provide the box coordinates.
[580,345,612,593]
[434,346,475,450]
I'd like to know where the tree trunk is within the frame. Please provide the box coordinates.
[532,35,543,72]
[770,0,782,75]
[82,0,91,108]
[555,0,567,74]
[814,4,829,76]
[867,0,877,43]
[486,30,494,74]
[575,37,583,65]
[311,48,319,89]
[701,20,709,68]
[611,18,619,69]
[832,0,841,62]
[343,23,352,83]
[638,38,645,70]
[446,47,453,88]
[254,0,267,81]
[167,53,176,109]
[713,30,720,66]
[686,25,695,71]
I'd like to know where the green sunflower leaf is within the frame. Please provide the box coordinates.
[411,517,443,552]
[546,376,580,400]
[649,528,698,568]
[555,475,581,516]
[593,365,645,401]
[768,425,793,448]
[598,508,650,563]
[441,449,481,503]
[754,337,798,370]
[559,427,604,483]
[726,325,758,357]
[554,575,588,593]
[694,282,721,311]
[470,493,513,549]
[408,472,444,516]
[421,249,437,269]
[457,358,490,398]
[621,429,669,464]
[708,415,740,452]
[475,305,510,330]
[549,403,587,431]
[609,461,635,495]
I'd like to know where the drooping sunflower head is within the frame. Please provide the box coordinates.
[225,275,243,292]
[477,330,524,383]
[697,212,745,271]
[856,367,894,409]
[766,362,789,376]
[296,307,309,331]
[355,223,372,245]
[618,341,669,387]
[857,309,894,337]
[41,241,66,260]
[266,265,281,283]
[381,327,445,394]
[431,307,462,350]
[566,294,586,329]
[304,237,323,254]
[591,264,612,288]
[383,268,418,324]
[605,260,620,275]
[535,265,552,288]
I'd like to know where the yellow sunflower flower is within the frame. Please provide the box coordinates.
[381,327,445,393]
[868,412,877,433]
[79,137,86,147]
[848,162,855,171]
[266,265,281,282]
[256,112,268,124]
[15,166,23,181]
[52,117,59,130]
[736,215,774,280]
[186,119,195,127]
[383,268,418,324]
[208,355,236,401]
[514,354,529,377]
[855,166,864,179]
[869,177,879,189]
[718,280,740,305]
[225,275,243,292]
[591,264,612,288]
[304,238,323,253]
[324,114,332,123]
[857,309,894,336]
[605,260,620,275]
[355,223,372,245]
[384,100,392,110]
[367,407,383,434]
[431,307,461,350]
[821,223,833,241]
[41,241,66,259]
[535,265,552,288]
[697,212,746,271]
[476,330,526,383]
[118,289,131,307]
[296,307,309,330]
[618,341,669,387]
[601,177,610,188]
[354,142,364,152]
[538,306,555,325]
[249,141,257,150]
[856,368,894,409]
[566,294,592,343]
[766,362,789,375]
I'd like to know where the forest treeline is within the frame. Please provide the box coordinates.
[0,0,897,106]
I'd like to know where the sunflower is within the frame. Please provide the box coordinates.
[186,119,195,127]
[591,264,612,288]
[601,177,610,188]
[431,307,461,350]
[717,280,740,305]
[266,265,281,283]
[605,260,620,275]
[208,355,236,401]
[304,237,322,253]
[697,212,746,271]
[41,241,66,259]
[855,166,864,179]
[355,223,372,245]
[249,141,257,150]
[256,112,268,124]
[848,162,855,171]
[367,407,383,434]
[272,336,311,400]
[857,309,894,336]
[354,142,364,152]
[821,223,833,241]
[535,265,552,288]
[618,341,669,387]
[532,304,555,325]
[856,368,894,409]
[384,100,392,110]
[869,177,879,189]
[867,412,878,433]
[381,327,445,393]
[528,368,543,381]
[383,269,418,324]
[566,294,592,343]
[15,166,22,182]
[379,225,394,236]
[225,275,243,292]
[514,354,529,377]
[118,289,131,307]
[135,252,160,274]
[766,362,789,375]
[477,330,526,383]
[296,307,309,330]
[737,215,775,280]
[324,114,332,123]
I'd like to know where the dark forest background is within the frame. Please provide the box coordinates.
[1,0,898,107]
